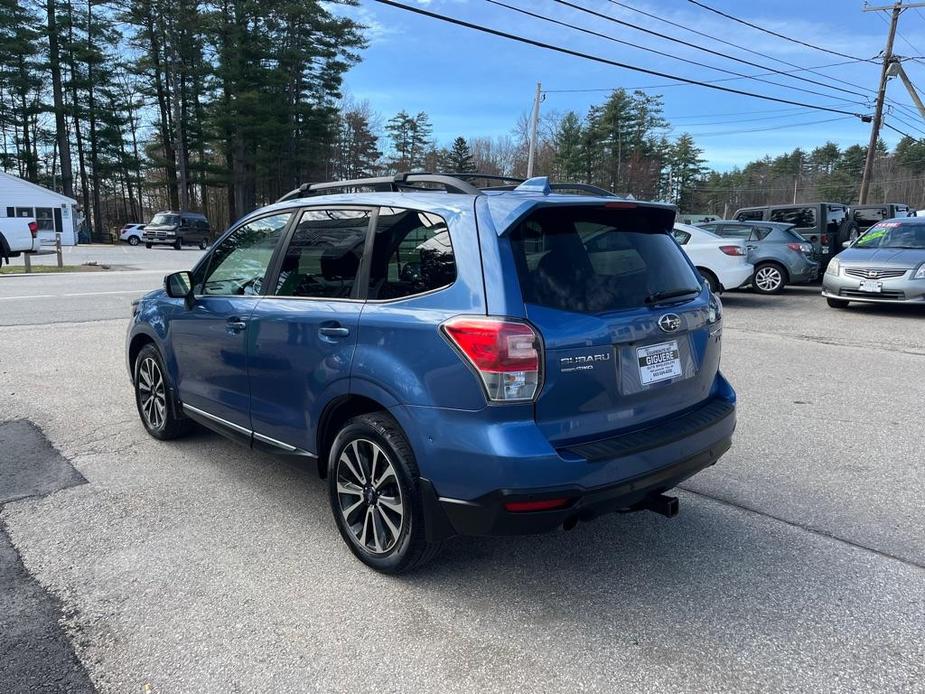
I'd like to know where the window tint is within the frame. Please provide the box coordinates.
[854,208,884,227]
[769,207,816,229]
[275,209,370,299]
[672,229,691,245]
[201,212,291,295]
[717,224,753,239]
[367,208,455,300]
[735,209,764,222]
[510,206,699,314]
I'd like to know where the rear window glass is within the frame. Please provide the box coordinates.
[509,206,700,313]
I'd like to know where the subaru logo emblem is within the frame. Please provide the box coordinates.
[658,313,681,333]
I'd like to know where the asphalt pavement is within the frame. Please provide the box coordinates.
[0,260,922,692]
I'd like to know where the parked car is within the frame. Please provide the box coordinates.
[671,223,753,293]
[697,220,819,294]
[822,217,925,308]
[677,213,721,225]
[143,211,210,249]
[0,216,40,264]
[849,203,911,239]
[119,223,146,246]
[126,173,737,573]
[733,202,855,266]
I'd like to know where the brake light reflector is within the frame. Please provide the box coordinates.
[442,316,541,402]
[504,498,571,513]
[27,221,38,238]
[719,245,745,256]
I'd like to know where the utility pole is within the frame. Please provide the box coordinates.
[859,1,925,203]
[526,82,542,178]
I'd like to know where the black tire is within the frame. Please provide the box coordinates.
[697,268,720,293]
[826,297,850,309]
[198,238,208,250]
[174,237,183,250]
[128,235,140,246]
[145,243,152,249]
[752,262,787,294]
[0,233,9,265]
[328,412,441,574]
[134,344,193,440]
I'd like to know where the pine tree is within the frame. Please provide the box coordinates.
[447,136,475,172]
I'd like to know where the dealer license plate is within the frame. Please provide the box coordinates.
[859,280,882,293]
[637,340,682,385]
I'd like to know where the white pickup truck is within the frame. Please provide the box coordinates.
[0,217,40,264]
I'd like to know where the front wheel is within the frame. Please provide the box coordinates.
[145,243,152,249]
[328,413,441,574]
[128,236,140,246]
[752,263,787,294]
[134,344,193,440]
[826,297,850,309]
[174,237,183,250]
[198,238,208,250]
[698,268,719,293]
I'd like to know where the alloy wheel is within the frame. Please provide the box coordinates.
[137,357,167,430]
[336,439,404,555]
[754,266,783,292]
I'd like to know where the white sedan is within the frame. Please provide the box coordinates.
[672,223,753,293]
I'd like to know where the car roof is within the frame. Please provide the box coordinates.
[242,189,676,237]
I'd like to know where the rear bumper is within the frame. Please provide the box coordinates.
[429,437,730,536]
[789,260,819,284]
[408,387,736,539]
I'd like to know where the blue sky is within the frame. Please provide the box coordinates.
[334,0,925,171]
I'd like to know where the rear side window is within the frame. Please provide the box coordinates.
[770,207,816,229]
[736,209,763,222]
[854,208,884,226]
[367,207,455,300]
[275,209,371,299]
[717,224,753,239]
[509,206,700,314]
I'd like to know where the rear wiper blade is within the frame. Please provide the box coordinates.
[645,287,701,304]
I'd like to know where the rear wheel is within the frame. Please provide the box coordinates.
[174,237,183,250]
[328,412,440,574]
[826,297,850,309]
[145,243,152,249]
[134,344,193,440]
[697,268,719,293]
[128,235,140,246]
[752,262,787,294]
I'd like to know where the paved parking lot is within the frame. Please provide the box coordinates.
[0,260,922,692]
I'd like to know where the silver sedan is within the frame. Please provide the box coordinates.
[822,218,925,308]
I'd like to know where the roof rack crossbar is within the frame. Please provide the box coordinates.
[275,173,480,203]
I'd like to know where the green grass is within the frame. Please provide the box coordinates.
[0,264,109,274]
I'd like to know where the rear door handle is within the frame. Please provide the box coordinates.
[319,326,350,338]
[226,317,248,332]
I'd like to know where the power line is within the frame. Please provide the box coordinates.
[882,118,921,140]
[550,0,870,103]
[665,110,858,127]
[687,0,868,62]
[673,116,855,138]
[888,110,925,136]
[608,0,877,95]
[371,0,869,118]
[483,0,867,104]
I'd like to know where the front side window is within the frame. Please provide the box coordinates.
[201,212,291,295]
[855,221,925,249]
[275,209,370,299]
[510,205,699,314]
[770,207,816,229]
[367,208,456,300]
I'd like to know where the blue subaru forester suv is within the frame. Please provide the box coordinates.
[127,173,736,573]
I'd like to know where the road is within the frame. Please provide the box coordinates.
[0,259,922,692]
[0,246,203,326]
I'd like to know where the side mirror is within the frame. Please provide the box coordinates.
[164,271,194,308]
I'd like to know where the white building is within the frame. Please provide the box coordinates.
[0,170,79,246]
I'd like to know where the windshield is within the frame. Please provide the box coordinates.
[150,213,179,226]
[509,206,701,313]
[854,221,925,249]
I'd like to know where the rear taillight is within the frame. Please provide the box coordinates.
[821,234,829,246]
[28,221,38,238]
[786,243,802,252]
[441,316,541,402]
[719,245,745,256]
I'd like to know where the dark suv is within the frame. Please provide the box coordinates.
[733,203,855,268]
[144,211,211,250]
[126,173,736,573]
[849,203,911,238]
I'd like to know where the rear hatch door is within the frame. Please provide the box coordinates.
[506,203,721,446]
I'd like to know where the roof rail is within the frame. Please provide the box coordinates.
[276,172,480,203]
[483,182,618,197]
